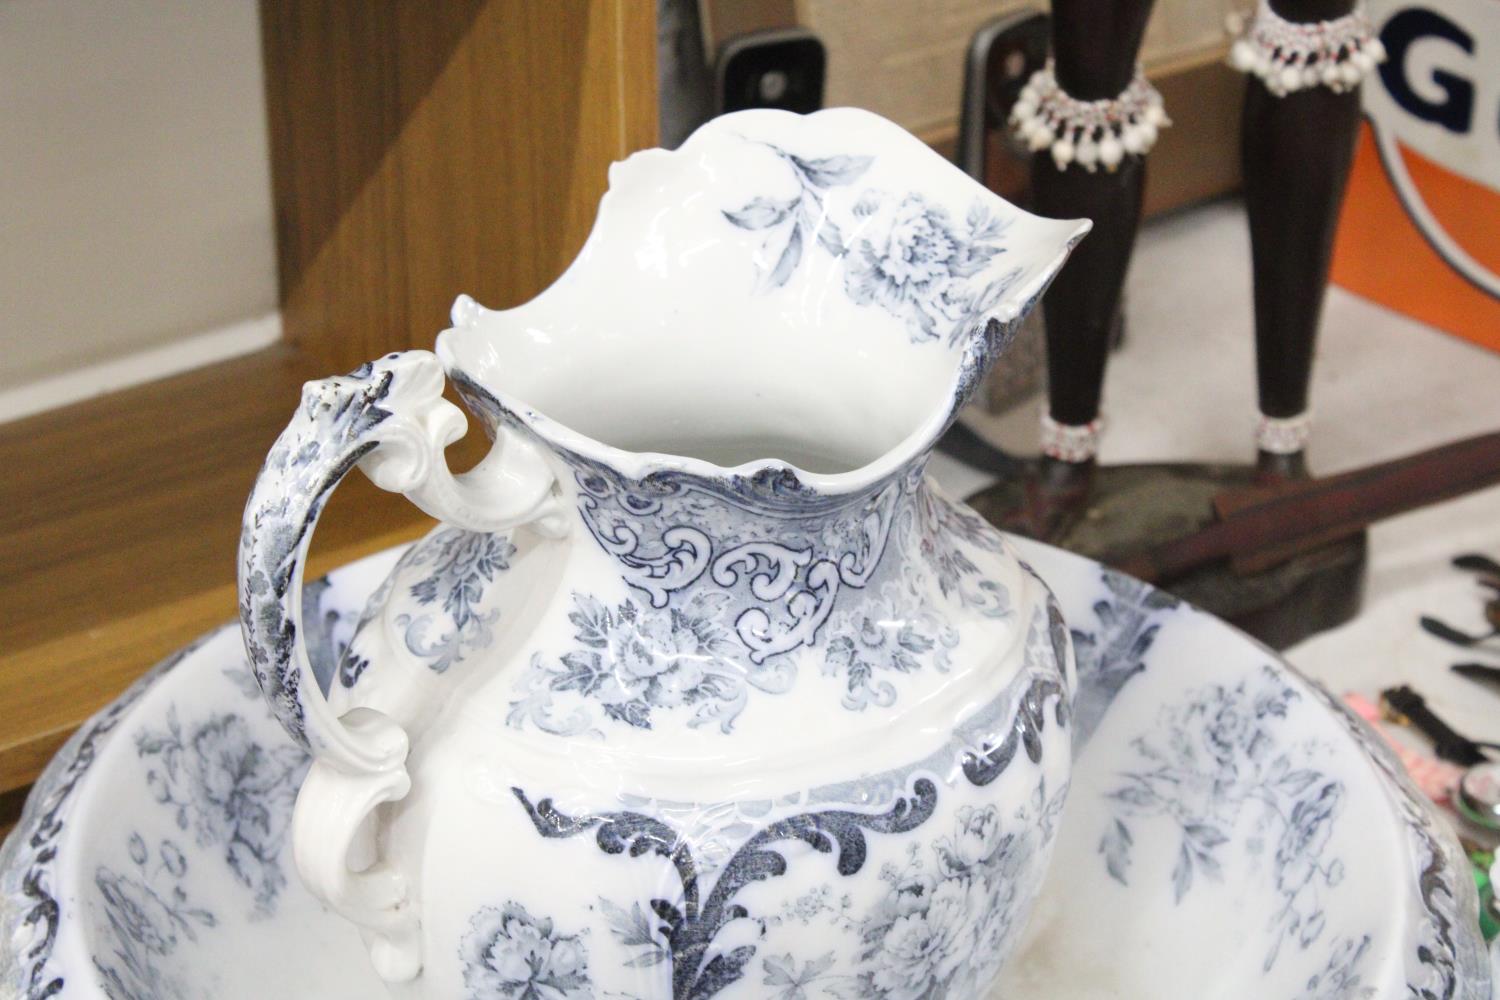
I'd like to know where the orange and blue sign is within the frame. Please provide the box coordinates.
[1332,0,1500,352]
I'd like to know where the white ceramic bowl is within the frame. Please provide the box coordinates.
[1,541,1490,1000]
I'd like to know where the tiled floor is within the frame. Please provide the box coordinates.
[930,197,1500,736]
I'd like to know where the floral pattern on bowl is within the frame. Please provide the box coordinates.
[1,541,1490,1000]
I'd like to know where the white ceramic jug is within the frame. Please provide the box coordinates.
[239,107,1088,999]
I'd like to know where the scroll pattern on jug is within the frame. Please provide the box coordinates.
[495,632,1072,1000]
[510,777,941,1000]
[504,470,1020,735]
[451,374,1018,732]
[563,450,907,660]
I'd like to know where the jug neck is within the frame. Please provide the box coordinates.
[452,372,1018,675]
[553,443,933,659]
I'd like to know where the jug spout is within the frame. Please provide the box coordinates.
[439,108,1087,490]
[428,108,1085,723]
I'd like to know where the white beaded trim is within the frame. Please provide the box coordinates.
[1010,62,1169,173]
[1041,414,1104,463]
[1256,411,1313,454]
[1229,0,1386,96]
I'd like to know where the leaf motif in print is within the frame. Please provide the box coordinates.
[965,201,1008,241]
[1107,782,1158,809]
[1100,818,1133,885]
[723,195,799,230]
[568,594,612,648]
[1184,823,1229,851]
[600,898,670,967]
[814,218,846,256]
[762,953,801,989]
[789,153,873,188]
[604,700,652,730]
[1171,841,1193,902]
[764,221,805,290]
[761,951,838,1000]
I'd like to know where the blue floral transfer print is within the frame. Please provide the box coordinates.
[1069,569,1181,747]
[136,706,308,915]
[460,902,593,1000]
[394,527,517,674]
[913,487,1012,619]
[1098,665,1356,976]
[455,382,1022,726]
[759,952,838,1000]
[92,834,216,1000]
[722,140,1019,345]
[763,780,1068,1000]
[508,590,793,735]
[722,145,873,292]
[506,656,1070,1000]
[822,582,959,711]
[499,476,1028,737]
[515,778,938,1000]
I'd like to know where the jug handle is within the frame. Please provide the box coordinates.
[237,350,567,979]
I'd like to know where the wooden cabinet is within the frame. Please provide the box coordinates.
[0,0,658,826]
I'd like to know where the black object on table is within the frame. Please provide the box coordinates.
[1381,685,1492,767]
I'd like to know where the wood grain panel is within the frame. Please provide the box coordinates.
[0,348,454,793]
[263,0,658,370]
[1,0,658,797]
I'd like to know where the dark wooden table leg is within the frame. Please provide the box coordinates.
[1242,0,1364,480]
[994,0,1156,539]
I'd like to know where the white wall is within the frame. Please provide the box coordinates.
[0,0,279,409]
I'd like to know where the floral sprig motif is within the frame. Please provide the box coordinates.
[1068,569,1182,747]
[844,195,1011,346]
[722,145,872,291]
[765,781,1067,1000]
[852,788,1062,999]
[135,707,308,914]
[1295,934,1371,1000]
[722,141,1015,345]
[395,528,517,674]
[823,584,959,710]
[912,487,1012,619]
[508,590,790,735]
[761,952,838,1000]
[459,902,592,1000]
[1099,666,1350,973]
[92,834,216,1000]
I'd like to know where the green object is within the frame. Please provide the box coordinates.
[1473,849,1499,942]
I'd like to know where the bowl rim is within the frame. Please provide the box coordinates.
[2,539,1487,999]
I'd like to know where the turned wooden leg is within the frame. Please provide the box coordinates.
[1241,0,1365,480]
[1008,0,1156,538]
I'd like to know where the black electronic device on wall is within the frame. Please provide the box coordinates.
[715,27,826,116]
[957,9,1050,181]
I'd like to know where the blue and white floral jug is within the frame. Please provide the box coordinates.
[239,108,1089,999]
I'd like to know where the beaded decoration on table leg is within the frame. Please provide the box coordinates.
[1009,62,1169,174]
[1040,413,1105,464]
[1256,411,1313,455]
[1228,0,1386,96]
